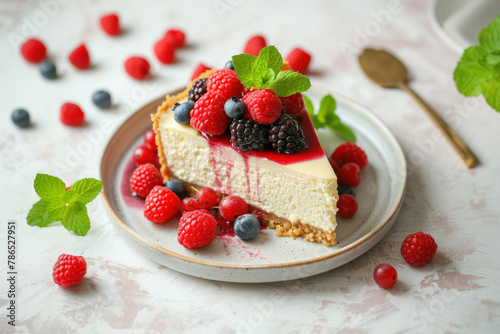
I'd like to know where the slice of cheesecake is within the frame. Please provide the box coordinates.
[152,70,338,246]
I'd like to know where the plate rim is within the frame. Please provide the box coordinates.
[99,86,407,271]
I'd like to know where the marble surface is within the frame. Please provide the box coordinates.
[1,0,500,333]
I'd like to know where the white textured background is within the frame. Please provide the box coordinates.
[1,0,500,333]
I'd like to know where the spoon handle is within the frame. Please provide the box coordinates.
[398,83,479,168]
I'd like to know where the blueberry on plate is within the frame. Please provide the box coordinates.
[165,179,187,199]
[11,109,30,128]
[173,101,194,125]
[234,214,260,240]
[92,90,112,109]
[40,60,57,79]
[224,97,246,119]
[338,184,356,197]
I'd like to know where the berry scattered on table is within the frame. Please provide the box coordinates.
[331,142,368,169]
[144,129,157,152]
[60,103,85,126]
[373,263,397,289]
[21,38,47,63]
[165,179,187,199]
[243,89,282,125]
[338,184,356,197]
[100,13,120,36]
[225,97,247,119]
[244,35,266,56]
[154,38,176,64]
[230,118,270,151]
[224,60,234,70]
[269,113,307,154]
[11,108,30,128]
[164,29,186,48]
[197,187,218,209]
[180,197,201,212]
[173,101,194,125]
[133,145,156,165]
[279,93,306,116]
[285,47,311,74]
[69,44,90,70]
[129,163,163,197]
[188,78,208,103]
[219,195,248,222]
[144,185,181,223]
[92,90,112,109]
[401,232,438,266]
[178,210,217,248]
[40,60,57,79]
[52,254,87,287]
[190,91,230,135]
[337,162,361,188]
[124,56,150,80]
[207,69,243,100]
[337,194,358,218]
[234,214,260,240]
[190,63,212,81]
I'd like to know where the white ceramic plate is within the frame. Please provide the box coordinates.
[99,87,407,283]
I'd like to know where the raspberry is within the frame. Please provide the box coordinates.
[401,232,438,266]
[188,78,208,103]
[164,29,186,48]
[60,103,85,126]
[269,113,307,154]
[243,89,282,125]
[331,142,368,169]
[373,264,397,289]
[337,162,361,188]
[144,186,181,223]
[178,210,217,249]
[129,163,163,197]
[190,91,230,135]
[337,194,358,218]
[242,86,252,96]
[207,69,243,100]
[154,38,176,64]
[100,13,120,36]
[52,254,87,287]
[285,47,311,74]
[279,93,306,116]
[124,56,150,80]
[144,129,158,152]
[21,38,47,63]
[191,63,211,81]
[219,195,248,222]
[133,145,156,165]
[244,35,266,56]
[230,118,270,151]
[68,44,90,70]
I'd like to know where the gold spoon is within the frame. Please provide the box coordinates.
[358,48,478,168]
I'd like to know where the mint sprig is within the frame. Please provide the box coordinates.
[304,94,356,142]
[232,45,311,97]
[27,174,102,236]
[454,14,500,112]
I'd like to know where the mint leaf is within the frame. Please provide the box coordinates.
[232,53,257,88]
[253,46,283,87]
[61,202,90,236]
[34,174,66,199]
[454,46,492,96]
[63,178,102,205]
[479,53,500,70]
[27,199,56,227]
[481,73,500,112]
[478,14,500,52]
[318,94,337,124]
[303,94,323,129]
[328,122,357,143]
[47,197,69,220]
[267,71,311,97]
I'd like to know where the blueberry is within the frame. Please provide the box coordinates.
[11,109,30,128]
[92,90,112,109]
[338,184,356,197]
[224,97,246,119]
[234,214,260,240]
[165,179,187,199]
[224,60,234,70]
[40,60,57,79]
[173,101,194,125]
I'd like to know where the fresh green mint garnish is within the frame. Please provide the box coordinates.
[454,14,500,112]
[232,45,311,97]
[304,94,356,142]
[27,174,102,236]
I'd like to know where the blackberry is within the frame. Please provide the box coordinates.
[269,113,307,154]
[188,78,208,103]
[230,118,270,151]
